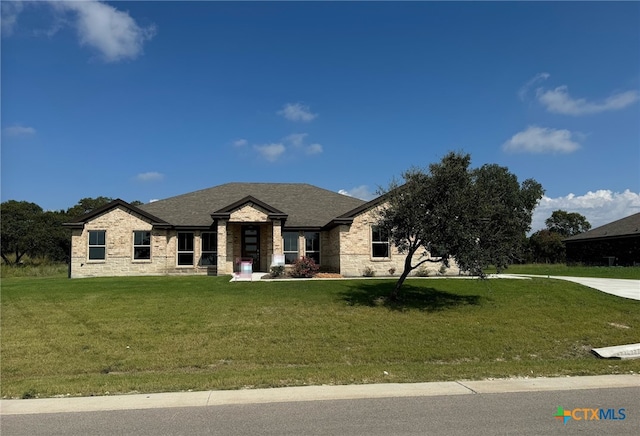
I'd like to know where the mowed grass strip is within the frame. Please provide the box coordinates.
[498,264,640,279]
[2,275,639,398]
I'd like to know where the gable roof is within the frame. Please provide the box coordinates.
[137,183,368,228]
[210,196,288,221]
[564,212,640,242]
[63,199,171,229]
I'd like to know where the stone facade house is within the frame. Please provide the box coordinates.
[65,182,454,278]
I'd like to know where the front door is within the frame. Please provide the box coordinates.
[241,225,260,269]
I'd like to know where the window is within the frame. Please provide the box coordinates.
[371,226,390,258]
[201,232,217,266]
[305,232,320,265]
[177,232,194,265]
[88,230,106,260]
[283,231,299,264]
[133,231,151,260]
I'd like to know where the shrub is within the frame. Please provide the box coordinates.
[289,257,319,278]
[362,266,376,277]
[270,265,285,278]
[414,267,430,277]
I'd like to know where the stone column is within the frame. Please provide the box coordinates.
[216,219,227,275]
[271,220,283,267]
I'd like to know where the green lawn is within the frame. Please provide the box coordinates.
[498,264,640,279]
[2,274,639,399]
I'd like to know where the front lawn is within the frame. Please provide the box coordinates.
[1,275,639,399]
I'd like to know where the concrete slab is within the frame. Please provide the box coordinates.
[461,374,640,394]
[0,391,211,415]
[229,272,267,282]
[2,375,639,415]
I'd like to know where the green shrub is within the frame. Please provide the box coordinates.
[414,267,430,277]
[362,266,376,277]
[270,265,285,278]
[289,257,319,278]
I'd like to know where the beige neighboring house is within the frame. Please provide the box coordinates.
[64,182,454,278]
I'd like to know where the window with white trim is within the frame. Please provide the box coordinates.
[371,226,390,258]
[200,232,217,266]
[133,231,151,260]
[282,231,299,264]
[88,230,106,260]
[177,232,194,266]
[304,232,320,265]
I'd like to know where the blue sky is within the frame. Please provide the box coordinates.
[2,1,639,232]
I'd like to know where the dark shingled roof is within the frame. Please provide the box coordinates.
[564,212,640,242]
[137,183,368,228]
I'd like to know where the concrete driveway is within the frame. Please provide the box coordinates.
[503,275,640,301]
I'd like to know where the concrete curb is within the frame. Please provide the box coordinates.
[1,374,638,416]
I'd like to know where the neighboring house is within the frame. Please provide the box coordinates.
[64,182,454,278]
[564,212,640,266]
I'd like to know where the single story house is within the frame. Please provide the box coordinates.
[64,182,454,278]
[564,212,640,266]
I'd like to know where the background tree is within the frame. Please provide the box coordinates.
[37,210,73,262]
[1,201,45,265]
[528,229,566,263]
[2,196,141,266]
[545,210,591,237]
[527,210,591,263]
[66,196,114,219]
[377,152,543,300]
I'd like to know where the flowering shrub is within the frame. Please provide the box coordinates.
[289,256,319,278]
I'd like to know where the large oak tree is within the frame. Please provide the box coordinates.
[377,152,544,300]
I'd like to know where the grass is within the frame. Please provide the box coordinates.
[2,274,639,399]
[1,261,68,279]
[498,264,640,279]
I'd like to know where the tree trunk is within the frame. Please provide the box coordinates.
[1,253,13,266]
[389,247,417,301]
[390,269,411,301]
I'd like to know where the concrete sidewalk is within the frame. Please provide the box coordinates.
[503,275,640,301]
[1,375,638,415]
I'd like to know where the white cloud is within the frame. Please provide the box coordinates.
[3,124,36,137]
[136,172,164,182]
[254,143,285,162]
[233,138,248,147]
[284,133,308,147]
[278,103,318,122]
[339,185,376,201]
[1,1,24,36]
[536,85,638,116]
[47,0,156,62]
[531,189,640,233]
[502,126,580,154]
[518,72,550,101]
[306,143,323,155]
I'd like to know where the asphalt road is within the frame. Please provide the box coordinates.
[2,386,638,436]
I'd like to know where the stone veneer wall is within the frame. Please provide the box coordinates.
[69,201,459,278]
[225,203,278,273]
[337,206,460,277]
[69,206,217,278]
[320,226,343,272]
